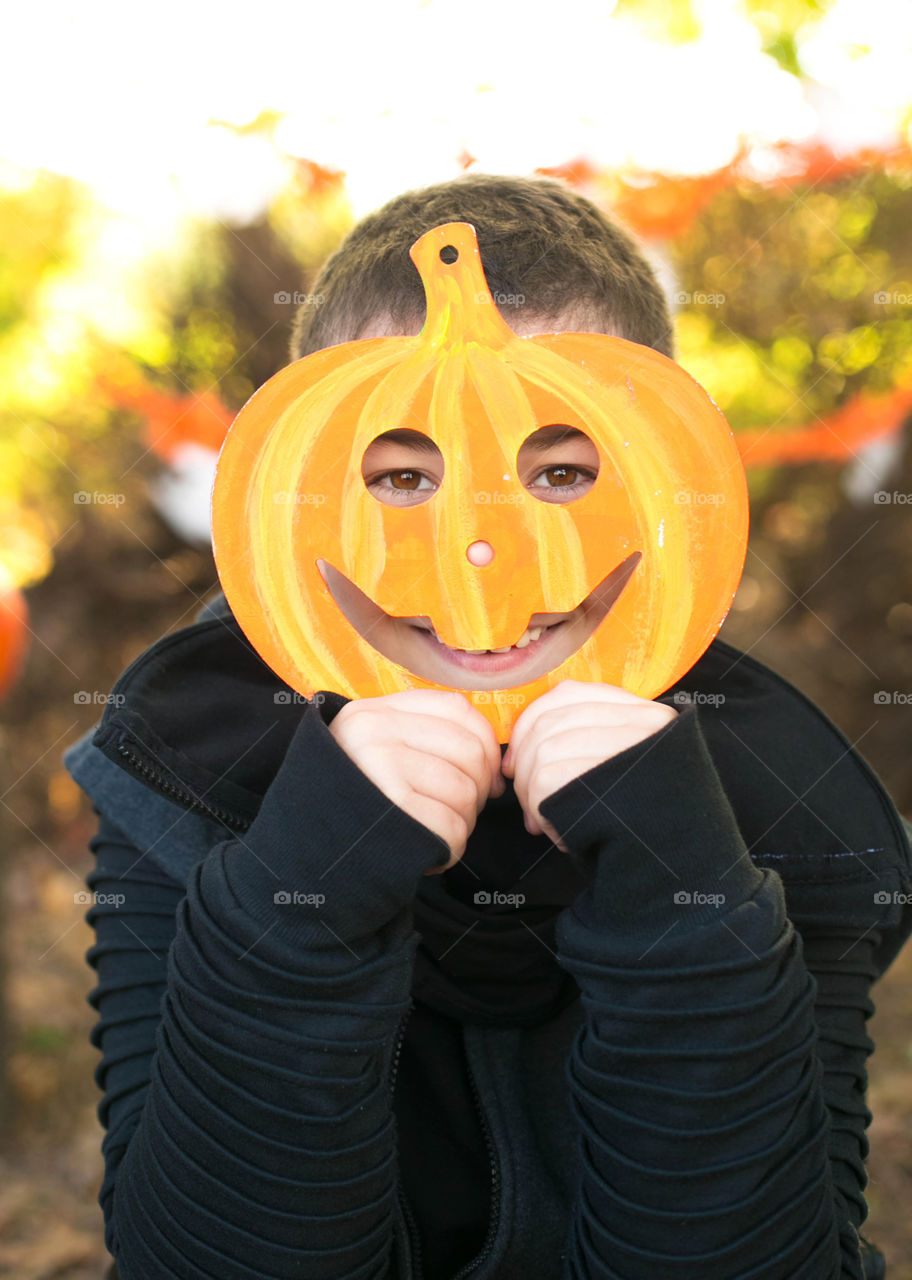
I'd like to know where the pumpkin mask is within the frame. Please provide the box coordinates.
[211,221,748,741]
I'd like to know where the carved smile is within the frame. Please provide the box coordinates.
[317,551,642,691]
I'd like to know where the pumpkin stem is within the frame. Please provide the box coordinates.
[409,222,516,352]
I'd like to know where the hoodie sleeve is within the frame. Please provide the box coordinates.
[540,703,876,1280]
[84,704,450,1280]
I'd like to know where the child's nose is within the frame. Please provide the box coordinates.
[466,540,495,566]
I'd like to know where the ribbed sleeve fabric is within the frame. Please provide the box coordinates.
[85,706,449,1280]
[540,704,871,1279]
[83,699,878,1280]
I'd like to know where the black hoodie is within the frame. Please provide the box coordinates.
[64,589,906,1279]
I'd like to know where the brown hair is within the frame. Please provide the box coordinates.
[289,173,673,361]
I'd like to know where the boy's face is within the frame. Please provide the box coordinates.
[316,310,639,692]
[213,220,749,742]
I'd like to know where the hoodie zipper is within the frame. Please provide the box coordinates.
[449,1031,501,1280]
[115,742,252,830]
[388,1008,424,1280]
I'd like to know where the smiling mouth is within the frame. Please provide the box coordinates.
[317,551,642,690]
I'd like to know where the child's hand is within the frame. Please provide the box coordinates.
[502,681,677,851]
[329,689,505,873]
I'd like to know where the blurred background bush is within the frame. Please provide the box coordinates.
[2,0,912,1274]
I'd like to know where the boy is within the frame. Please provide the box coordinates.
[65,174,909,1279]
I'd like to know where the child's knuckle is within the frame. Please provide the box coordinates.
[441,689,469,713]
[465,734,488,776]
[534,733,564,767]
[537,759,569,795]
[442,808,468,853]
[451,768,478,810]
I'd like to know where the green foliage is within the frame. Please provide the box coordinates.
[741,0,832,66]
[21,1024,71,1055]
[671,168,912,427]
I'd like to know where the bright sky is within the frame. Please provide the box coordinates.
[1,0,910,358]
[3,0,910,229]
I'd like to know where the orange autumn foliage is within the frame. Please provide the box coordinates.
[750,139,912,189]
[537,140,912,241]
[535,158,599,188]
[97,377,235,462]
[735,384,912,467]
[294,158,347,196]
[611,166,734,240]
[0,580,29,700]
[537,154,734,239]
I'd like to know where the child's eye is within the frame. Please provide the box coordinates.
[527,464,597,502]
[367,470,439,504]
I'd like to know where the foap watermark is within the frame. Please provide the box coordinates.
[274,890,326,906]
[74,490,126,507]
[274,690,327,706]
[675,491,726,505]
[273,491,327,506]
[873,491,912,504]
[274,291,325,305]
[74,691,125,706]
[874,691,912,705]
[874,290,912,305]
[474,491,526,505]
[75,889,125,908]
[673,691,726,708]
[674,890,726,907]
[674,290,726,308]
[475,291,525,306]
[473,691,526,707]
[474,890,526,906]
[874,890,912,905]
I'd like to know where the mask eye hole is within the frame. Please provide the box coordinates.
[361,428,444,507]
[517,425,600,504]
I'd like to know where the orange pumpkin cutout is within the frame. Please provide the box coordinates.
[212,222,748,741]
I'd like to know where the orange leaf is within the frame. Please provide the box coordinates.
[98,376,234,461]
[737,384,912,467]
[534,159,598,188]
[295,158,347,195]
[0,581,29,701]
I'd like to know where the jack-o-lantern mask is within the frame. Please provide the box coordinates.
[211,222,748,741]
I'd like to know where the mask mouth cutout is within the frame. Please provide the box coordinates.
[316,550,642,691]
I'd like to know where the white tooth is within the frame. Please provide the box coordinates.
[514,625,547,649]
[443,628,551,654]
